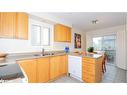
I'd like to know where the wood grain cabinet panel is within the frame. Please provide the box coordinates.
[37,57,50,83]
[59,55,68,75]
[54,24,71,42]
[17,59,37,83]
[16,12,28,39]
[82,57,103,83]
[50,55,68,80]
[50,56,60,80]
[0,12,16,38]
[0,12,28,39]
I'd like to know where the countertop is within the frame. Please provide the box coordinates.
[69,52,102,59]
[0,51,102,65]
[0,52,67,65]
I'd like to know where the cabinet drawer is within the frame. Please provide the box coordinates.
[82,68,95,74]
[82,70,95,76]
[82,75,95,83]
[82,63,95,68]
[82,58,95,63]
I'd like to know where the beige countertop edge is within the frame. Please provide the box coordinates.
[0,53,102,65]
[16,53,67,61]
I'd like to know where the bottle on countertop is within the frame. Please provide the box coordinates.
[64,46,69,53]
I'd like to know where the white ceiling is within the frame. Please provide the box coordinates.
[31,12,126,31]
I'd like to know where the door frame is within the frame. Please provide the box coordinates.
[92,34,117,66]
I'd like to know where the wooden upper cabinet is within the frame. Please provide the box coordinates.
[54,24,71,42]
[0,12,28,39]
[16,12,28,39]
[0,12,16,38]
[17,59,37,83]
[65,27,71,42]
[37,57,50,83]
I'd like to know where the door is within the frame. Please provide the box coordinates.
[0,12,16,38]
[50,56,60,80]
[59,55,68,75]
[17,59,37,83]
[93,35,116,64]
[37,57,50,83]
[16,12,28,39]
[66,27,71,42]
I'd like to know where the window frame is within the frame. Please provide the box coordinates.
[41,26,51,46]
[30,20,52,47]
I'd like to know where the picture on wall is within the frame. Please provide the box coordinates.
[74,33,81,48]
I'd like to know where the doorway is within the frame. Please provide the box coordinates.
[93,35,116,65]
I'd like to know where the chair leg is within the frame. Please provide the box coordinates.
[102,64,104,73]
[104,64,106,72]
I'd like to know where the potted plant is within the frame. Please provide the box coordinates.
[87,47,94,52]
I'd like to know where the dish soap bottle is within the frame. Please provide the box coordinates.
[64,46,69,53]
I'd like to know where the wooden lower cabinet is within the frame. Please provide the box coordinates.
[37,57,50,83]
[59,55,68,75]
[17,59,37,83]
[50,56,60,80]
[17,55,67,83]
[82,57,103,83]
[50,55,68,80]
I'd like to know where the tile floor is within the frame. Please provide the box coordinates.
[51,64,127,83]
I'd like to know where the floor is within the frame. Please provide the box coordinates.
[51,64,127,83]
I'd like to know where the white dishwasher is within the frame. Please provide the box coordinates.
[68,55,82,81]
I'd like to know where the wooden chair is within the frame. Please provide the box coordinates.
[93,51,107,73]
[102,53,107,73]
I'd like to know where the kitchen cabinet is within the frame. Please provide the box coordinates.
[59,55,68,75]
[66,27,71,42]
[82,57,103,83]
[50,56,60,80]
[50,55,68,80]
[37,57,50,83]
[68,55,82,81]
[17,59,37,83]
[17,54,67,82]
[54,24,71,42]
[0,12,16,38]
[16,12,28,39]
[0,12,28,39]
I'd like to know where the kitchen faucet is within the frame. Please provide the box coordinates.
[42,48,45,56]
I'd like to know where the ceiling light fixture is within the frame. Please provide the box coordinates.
[92,19,99,24]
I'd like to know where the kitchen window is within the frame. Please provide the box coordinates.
[31,24,51,46]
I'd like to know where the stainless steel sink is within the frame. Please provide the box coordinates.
[33,53,54,57]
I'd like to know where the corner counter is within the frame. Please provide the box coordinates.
[68,52,103,83]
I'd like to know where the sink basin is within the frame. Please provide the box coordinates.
[33,53,53,57]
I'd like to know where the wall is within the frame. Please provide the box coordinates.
[86,25,127,70]
[0,14,86,53]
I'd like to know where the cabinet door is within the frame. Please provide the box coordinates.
[37,57,50,83]
[17,59,37,83]
[16,12,28,39]
[66,27,71,42]
[50,56,60,80]
[59,55,68,75]
[54,24,63,42]
[0,12,16,38]
[54,24,70,42]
